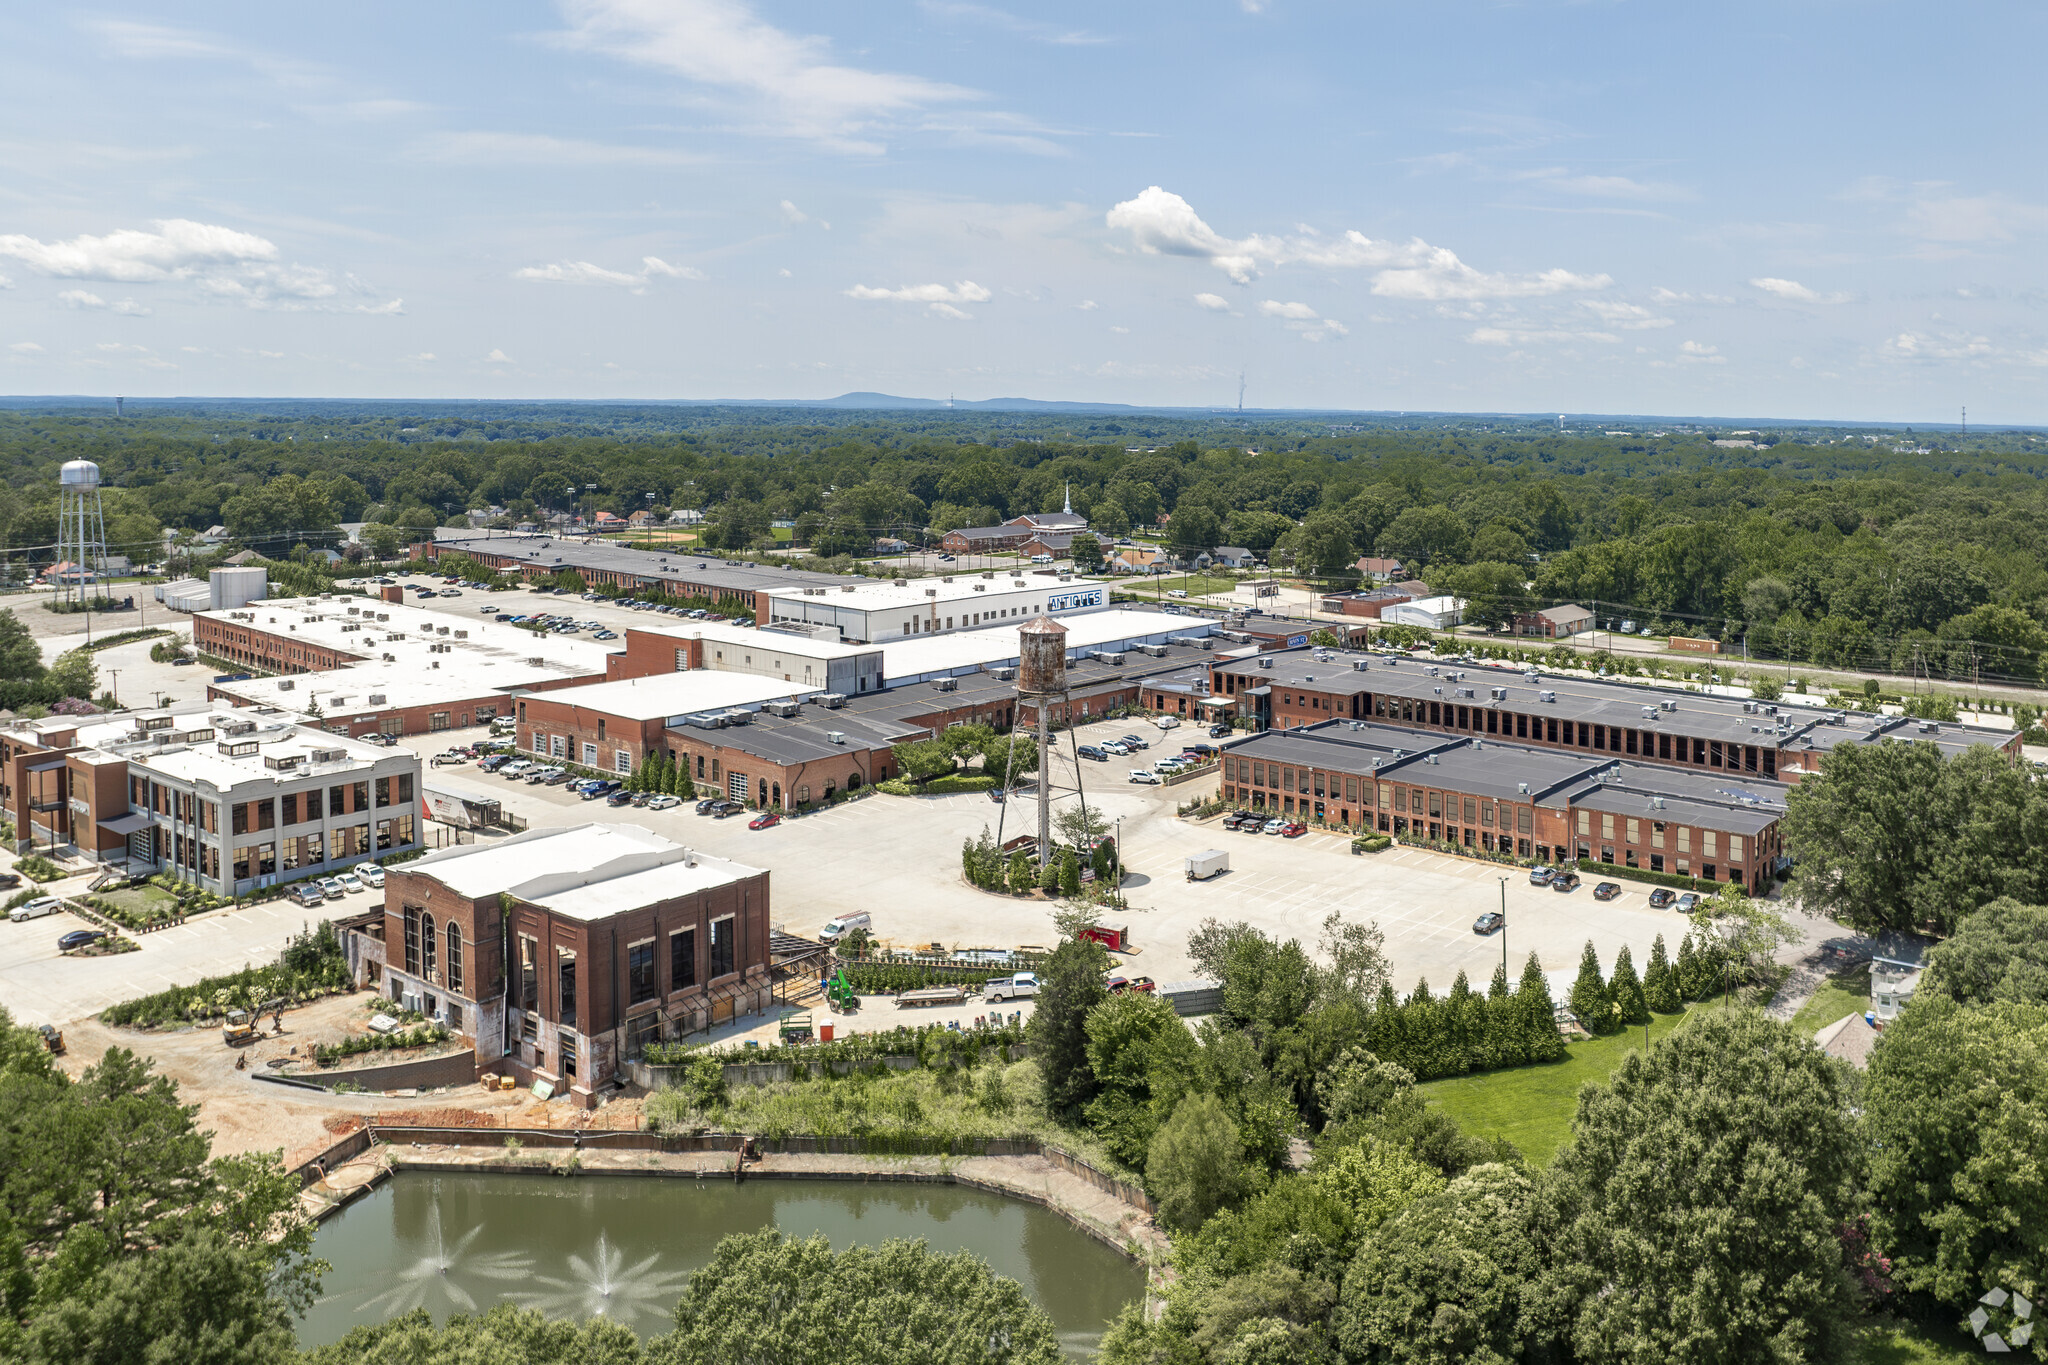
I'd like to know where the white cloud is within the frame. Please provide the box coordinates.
[1677,339,1726,365]
[0,274,11,290]
[846,279,992,317]
[1884,331,1993,362]
[1110,325,1129,334]
[917,2,1108,46]
[57,289,152,315]
[1903,194,2048,243]
[1580,299,1673,329]
[554,0,979,154]
[1075,299,1098,311]
[1751,276,1851,304]
[8,341,41,353]
[1192,292,1230,312]
[406,352,437,362]
[0,218,396,311]
[778,267,793,278]
[410,131,706,167]
[514,256,705,292]
[485,348,513,364]
[1258,299,1318,320]
[779,199,830,229]
[1106,186,1609,299]
[1467,327,1619,346]
[1514,168,1693,202]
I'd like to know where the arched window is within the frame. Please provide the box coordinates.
[847,772,863,790]
[421,912,437,980]
[445,922,463,992]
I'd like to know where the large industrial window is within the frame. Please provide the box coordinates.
[557,949,578,1027]
[403,906,421,976]
[445,923,463,992]
[671,928,697,991]
[376,777,392,807]
[709,915,735,980]
[519,935,538,1013]
[421,912,437,980]
[628,940,657,1005]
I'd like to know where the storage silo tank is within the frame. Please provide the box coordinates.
[1016,614,1069,697]
[59,460,102,489]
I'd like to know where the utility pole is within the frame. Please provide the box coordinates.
[1498,875,1509,980]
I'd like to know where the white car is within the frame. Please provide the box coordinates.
[318,878,348,900]
[1154,715,1181,730]
[984,972,1039,1002]
[1100,740,1130,756]
[338,872,365,894]
[1167,589,1188,599]
[500,760,534,778]
[1262,817,1289,834]
[1129,769,1161,785]
[8,897,62,923]
[647,794,681,810]
[357,865,386,888]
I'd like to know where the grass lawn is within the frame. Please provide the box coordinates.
[97,884,179,916]
[1416,1007,1698,1165]
[1789,964,1872,1037]
[1855,1318,1981,1363]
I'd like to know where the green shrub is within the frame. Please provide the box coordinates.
[314,1021,448,1065]
[15,855,63,883]
[101,920,350,1026]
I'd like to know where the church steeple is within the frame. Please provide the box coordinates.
[1063,481,1071,515]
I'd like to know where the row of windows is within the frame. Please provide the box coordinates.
[401,905,465,992]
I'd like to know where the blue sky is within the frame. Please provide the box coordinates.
[1,2,2044,420]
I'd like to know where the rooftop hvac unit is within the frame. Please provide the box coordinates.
[277,679,295,691]
[528,657,545,667]
[1661,700,1677,712]
[764,700,802,717]
[990,666,1017,681]
[454,630,467,639]
[1457,687,1475,699]
[722,709,752,726]
[1491,686,1507,700]
[1652,796,1666,810]
[820,693,847,708]
[826,730,846,744]
[368,694,387,705]
[1134,644,1168,657]
[311,748,345,763]
[893,578,908,587]
[377,613,389,622]
[1426,665,1441,677]
[1517,782,1530,793]
[1742,701,1756,713]
[1353,659,1371,671]
[686,714,721,730]
[1098,651,1126,665]
[1642,705,1655,717]
[1433,686,1443,696]
[1258,656,1273,669]
[1540,690,1557,703]
[1348,720,1363,730]
[222,720,256,736]
[935,678,958,691]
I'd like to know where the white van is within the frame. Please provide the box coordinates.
[819,911,872,942]
[9,897,62,923]
[1030,553,1053,564]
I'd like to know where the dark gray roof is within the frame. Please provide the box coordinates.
[432,534,863,593]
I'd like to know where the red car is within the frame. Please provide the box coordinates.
[748,811,782,830]
[1281,822,1307,838]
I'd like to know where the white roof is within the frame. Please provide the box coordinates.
[1393,595,1464,614]
[407,822,761,921]
[879,608,1212,682]
[764,573,1067,612]
[532,670,819,722]
[120,715,399,789]
[633,617,875,660]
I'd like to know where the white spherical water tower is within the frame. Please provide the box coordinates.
[55,459,109,607]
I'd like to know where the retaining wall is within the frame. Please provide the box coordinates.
[308,1049,478,1093]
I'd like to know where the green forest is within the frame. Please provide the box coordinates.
[4,401,2048,683]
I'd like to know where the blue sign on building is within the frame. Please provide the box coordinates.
[1047,588,1105,612]
[1286,633,1309,647]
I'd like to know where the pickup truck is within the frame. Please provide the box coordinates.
[983,972,1040,1003]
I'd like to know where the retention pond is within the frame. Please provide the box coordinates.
[302,1171,1146,1357]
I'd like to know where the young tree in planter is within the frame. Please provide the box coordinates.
[1569,940,1612,1034]
[1610,944,1650,1026]
[1006,848,1034,894]
[1643,933,1681,1013]
[1038,855,1060,894]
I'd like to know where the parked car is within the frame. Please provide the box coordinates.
[984,972,1039,1002]
[606,790,635,807]
[1129,769,1161,785]
[1208,724,1233,739]
[338,871,365,894]
[711,800,742,818]
[540,770,572,786]
[8,897,62,923]
[630,790,656,807]
[695,797,720,815]
[58,929,105,952]
[1262,817,1289,834]
[1154,715,1180,730]
[442,589,463,597]
[749,811,782,830]
[1552,870,1582,893]
[1281,822,1307,838]
[1077,745,1107,762]
[428,751,466,767]
[582,780,623,801]
[171,655,196,666]
[1473,910,1506,935]
[478,754,509,772]
[525,766,562,784]
[319,878,347,901]
[1675,892,1700,913]
[1120,734,1149,750]
[287,883,325,908]
[0,872,18,890]
[1528,864,1556,886]
[647,794,681,810]
[1648,888,1678,908]
[1593,881,1621,901]
[500,760,534,778]
[1101,740,1130,756]
[358,865,386,888]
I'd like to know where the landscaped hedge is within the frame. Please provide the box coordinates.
[1570,859,1721,895]
[15,856,63,884]
[100,921,351,1026]
[840,962,1006,994]
[644,1020,1026,1071]
[314,1021,449,1066]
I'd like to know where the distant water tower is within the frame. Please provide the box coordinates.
[1016,614,1070,865]
[56,460,109,607]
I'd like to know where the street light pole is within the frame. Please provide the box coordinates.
[1498,875,1509,979]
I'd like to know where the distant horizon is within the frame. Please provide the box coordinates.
[0,390,2032,432]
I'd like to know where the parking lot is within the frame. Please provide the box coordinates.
[404,712,1740,995]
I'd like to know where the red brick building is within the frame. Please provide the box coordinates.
[363,823,773,1107]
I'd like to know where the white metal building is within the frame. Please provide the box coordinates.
[1381,594,1467,630]
[762,572,1109,643]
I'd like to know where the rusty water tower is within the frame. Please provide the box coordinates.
[1016,614,1069,863]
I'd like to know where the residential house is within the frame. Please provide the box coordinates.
[1513,604,1595,639]
[1211,546,1257,569]
[1354,557,1404,582]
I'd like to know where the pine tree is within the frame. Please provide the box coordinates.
[1366,980,1404,1069]
[1404,977,1442,1080]
[962,836,979,886]
[1445,970,1485,1076]
[1482,960,1519,1069]
[1570,940,1613,1033]
[1515,952,1566,1062]
[1007,849,1034,894]
[1675,932,1701,1000]
[1611,944,1650,1025]
[1058,847,1081,897]
[1644,933,1681,1014]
